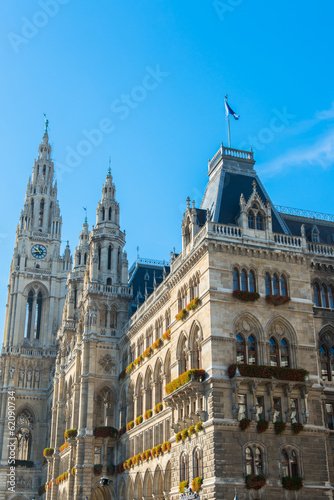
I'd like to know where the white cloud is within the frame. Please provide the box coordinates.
[260,129,334,177]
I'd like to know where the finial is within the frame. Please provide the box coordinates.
[108,156,112,176]
[252,180,257,191]
[43,113,49,135]
[186,196,190,209]
[83,206,88,224]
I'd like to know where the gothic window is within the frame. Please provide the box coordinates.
[106,278,112,286]
[179,336,188,375]
[145,370,152,411]
[281,275,288,296]
[248,335,257,364]
[269,337,279,366]
[233,268,240,291]
[329,286,334,308]
[95,387,114,427]
[256,213,264,230]
[195,339,202,369]
[108,246,112,270]
[238,394,247,420]
[102,207,105,221]
[280,448,299,478]
[109,207,112,220]
[155,363,163,404]
[25,291,34,338]
[320,345,334,381]
[84,252,87,265]
[110,307,117,328]
[314,283,321,306]
[193,448,202,478]
[290,398,299,424]
[241,269,247,291]
[39,199,45,227]
[255,396,265,421]
[273,274,279,295]
[273,397,282,422]
[321,284,329,308]
[236,334,257,364]
[236,334,245,363]
[326,403,334,430]
[248,210,255,229]
[311,228,319,243]
[165,351,171,385]
[265,273,271,295]
[280,339,290,367]
[74,287,77,310]
[245,446,263,475]
[249,271,256,292]
[35,292,43,339]
[100,306,107,328]
[78,252,81,265]
[184,218,191,247]
[180,453,188,482]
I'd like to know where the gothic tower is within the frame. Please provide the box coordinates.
[0,127,71,498]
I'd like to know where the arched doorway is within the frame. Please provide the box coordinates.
[92,485,112,500]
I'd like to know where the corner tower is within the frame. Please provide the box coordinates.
[0,126,71,498]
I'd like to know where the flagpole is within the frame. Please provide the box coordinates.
[225,94,231,148]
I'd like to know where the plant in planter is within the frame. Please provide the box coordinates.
[126,420,134,431]
[134,355,143,366]
[245,474,266,490]
[192,476,203,492]
[143,346,153,358]
[232,290,260,302]
[186,296,200,311]
[265,294,291,306]
[141,449,152,461]
[239,418,251,431]
[94,464,103,475]
[195,421,203,432]
[175,308,187,321]
[48,481,52,489]
[64,428,77,440]
[282,476,303,490]
[181,429,188,441]
[71,467,76,476]
[176,432,182,443]
[179,481,189,493]
[188,425,196,436]
[154,402,163,414]
[291,422,304,434]
[274,421,286,435]
[59,442,69,452]
[145,409,153,420]
[94,426,118,438]
[126,362,134,374]
[256,419,269,433]
[162,329,171,341]
[152,338,163,349]
[43,447,54,457]
[135,415,143,426]
[162,441,171,453]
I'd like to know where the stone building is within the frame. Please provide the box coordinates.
[1,129,334,500]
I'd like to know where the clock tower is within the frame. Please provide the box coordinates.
[0,126,71,497]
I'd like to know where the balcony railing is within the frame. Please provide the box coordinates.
[87,282,132,296]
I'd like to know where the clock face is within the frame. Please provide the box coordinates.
[31,244,47,259]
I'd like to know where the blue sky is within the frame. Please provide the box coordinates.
[1,0,334,339]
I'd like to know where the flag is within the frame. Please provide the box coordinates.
[225,99,240,120]
[233,489,239,500]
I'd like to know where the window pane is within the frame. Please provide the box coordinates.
[281,338,290,368]
[326,403,334,430]
[245,447,253,475]
[265,273,271,295]
[256,213,263,230]
[236,334,245,363]
[290,399,298,423]
[321,285,328,308]
[273,397,282,422]
[281,276,287,297]
[273,274,279,295]
[248,335,257,365]
[238,394,247,421]
[329,287,334,308]
[255,448,262,474]
[241,270,247,291]
[249,271,256,293]
[320,346,330,381]
[233,268,239,291]
[270,337,279,367]
[248,211,255,229]
[256,396,264,421]
[314,284,320,307]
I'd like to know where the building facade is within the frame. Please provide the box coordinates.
[1,131,334,500]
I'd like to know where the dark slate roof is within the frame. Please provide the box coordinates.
[280,215,334,244]
[196,208,207,227]
[128,259,170,316]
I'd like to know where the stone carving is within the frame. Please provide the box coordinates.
[16,474,32,489]
[99,354,116,374]
[9,366,15,379]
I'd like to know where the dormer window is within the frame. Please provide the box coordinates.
[312,228,319,242]
[247,205,265,230]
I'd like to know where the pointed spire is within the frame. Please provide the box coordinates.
[83,207,88,225]
[107,156,112,177]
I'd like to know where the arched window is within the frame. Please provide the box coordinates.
[78,252,81,265]
[35,292,43,339]
[280,339,290,367]
[269,337,279,366]
[329,286,334,309]
[273,274,279,295]
[281,448,299,478]
[281,275,287,297]
[241,269,247,291]
[195,339,202,369]
[15,410,33,461]
[236,334,245,363]
[109,207,112,220]
[248,211,255,229]
[98,247,101,271]
[184,218,191,247]
[320,345,334,381]
[193,448,202,478]
[39,199,45,227]
[108,245,112,270]
[180,453,188,482]
[256,213,264,230]
[233,268,240,291]
[25,291,34,338]
[314,283,321,307]
[321,284,329,308]
[249,271,256,293]
[245,445,263,475]
[74,287,77,309]
[180,339,188,374]
[136,378,143,417]
[245,447,254,474]
[248,335,257,365]
[265,273,271,295]
[102,207,105,221]
[84,253,87,265]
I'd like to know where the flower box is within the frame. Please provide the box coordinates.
[151,445,162,458]
[195,421,203,432]
[48,481,52,489]
[228,363,308,382]
[135,415,143,426]
[175,308,187,321]
[94,426,118,438]
[71,467,76,476]
[162,329,171,341]
[152,338,163,350]
[154,402,163,414]
[126,362,134,374]
[107,464,115,475]
[181,429,188,440]
[239,418,251,431]
[257,419,269,433]
[64,428,77,440]
[266,294,291,306]
[165,369,205,395]
[43,447,54,457]
[186,296,200,311]
[134,355,143,366]
[143,347,153,358]
[179,481,189,493]
[176,432,182,443]
[123,458,132,470]
[274,421,286,435]
[141,449,152,461]
[126,421,134,431]
[94,464,103,475]
[162,441,171,453]
[245,474,266,490]
[291,422,303,434]
[56,472,69,484]
[189,425,196,436]
[145,409,153,420]
[232,290,260,302]
[192,476,203,492]
[282,476,303,490]
[59,442,69,453]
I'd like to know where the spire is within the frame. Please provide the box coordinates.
[43,113,49,136]
[107,156,112,177]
